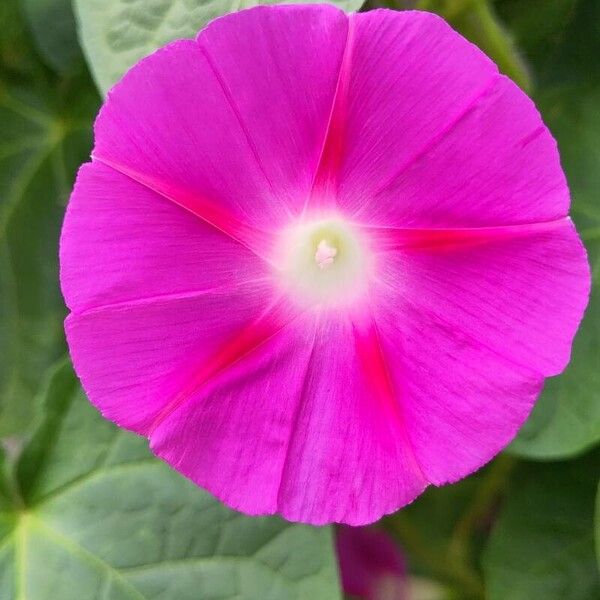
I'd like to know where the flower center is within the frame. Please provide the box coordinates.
[276,217,369,309]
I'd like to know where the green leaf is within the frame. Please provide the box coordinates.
[483,450,600,600]
[0,76,98,437]
[0,359,342,599]
[0,0,42,79]
[21,0,82,73]
[509,85,600,458]
[73,0,365,95]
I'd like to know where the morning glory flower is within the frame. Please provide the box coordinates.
[60,5,590,525]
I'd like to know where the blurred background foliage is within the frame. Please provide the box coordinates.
[0,0,598,598]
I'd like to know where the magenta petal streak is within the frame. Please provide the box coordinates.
[60,6,590,524]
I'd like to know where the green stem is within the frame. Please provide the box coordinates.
[0,440,26,509]
[470,0,532,92]
[383,512,485,598]
[383,455,517,598]
[449,454,517,569]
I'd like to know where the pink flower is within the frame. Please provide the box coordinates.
[336,526,407,600]
[60,6,590,525]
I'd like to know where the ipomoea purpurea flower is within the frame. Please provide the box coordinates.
[60,5,590,525]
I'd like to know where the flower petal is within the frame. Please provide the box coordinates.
[65,280,276,435]
[331,10,567,227]
[372,220,589,484]
[149,313,427,525]
[60,162,270,312]
[277,315,427,525]
[92,5,350,235]
[149,314,315,515]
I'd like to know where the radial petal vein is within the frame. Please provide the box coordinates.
[352,315,425,481]
[305,13,356,212]
[364,217,572,253]
[196,40,279,205]
[275,320,318,507]
[369,73,501,201]
[148,299,303,435]
[91,155,275,264]
[67,280,270,318]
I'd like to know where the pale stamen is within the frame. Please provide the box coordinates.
[315,239,338,270]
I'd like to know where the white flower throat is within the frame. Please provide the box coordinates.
[277,217,369,309]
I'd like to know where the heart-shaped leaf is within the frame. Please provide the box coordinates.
[0,1,99,437]
[0,360,342,599]
[0,76,98,436]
